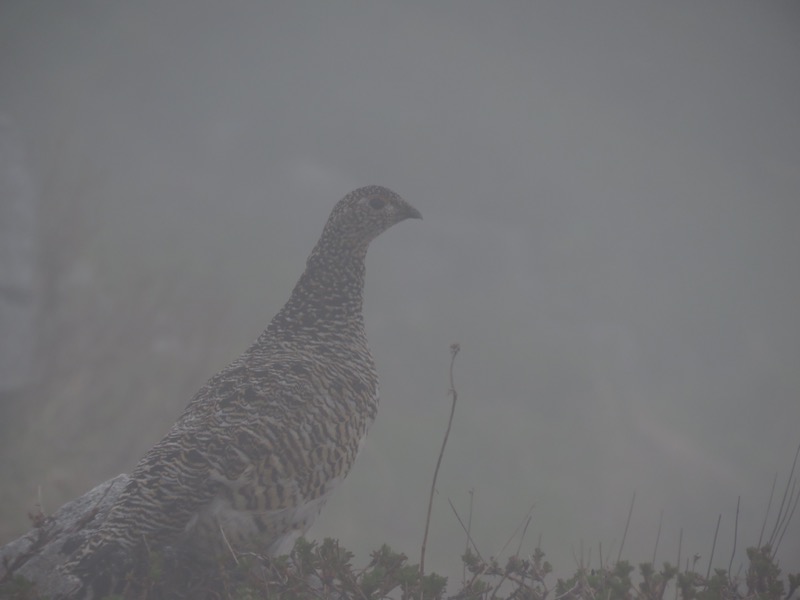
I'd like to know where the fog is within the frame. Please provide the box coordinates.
[1,1,799,583]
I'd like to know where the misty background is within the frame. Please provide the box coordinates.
[1,0,799,585]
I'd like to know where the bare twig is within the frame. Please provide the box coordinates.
[652,509,663,566]
[705,514,721,581]
[768,442,799,547]
[489,504,536,600]
[448,497,485,563]
[617,491,636,563]
[462,488,474,586]
[675,528,682,600]
[773,479,799,557]
[219,523,239,565]
[758,473,778,547]
[516,514,533,558]
[728,496,739,581]
[555,581,581,600]
[420,343,460,582]
[498,501,536,559]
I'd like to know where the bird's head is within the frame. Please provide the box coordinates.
[313,186,422,259]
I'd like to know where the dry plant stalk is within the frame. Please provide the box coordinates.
[419,343,460,588]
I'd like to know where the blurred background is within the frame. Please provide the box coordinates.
[1,0,799,584]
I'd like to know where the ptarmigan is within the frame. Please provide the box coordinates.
[60,185,421,598]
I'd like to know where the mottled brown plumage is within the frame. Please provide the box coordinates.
[60,186,420,598]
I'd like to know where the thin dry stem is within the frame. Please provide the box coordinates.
[218,523,239,565]
[462,488,474,586]
[675,528,682,600]
[728,496,740,581]
[516,515,533,559]
[758,473,778,547]
[420,343,460,584]
[617,491,636,563]
[498,501,536,559]
[769,448,796,546]
[773,479,799,557]
[447,497,485,563]
[705,513,721,580]
[652,509,663,566]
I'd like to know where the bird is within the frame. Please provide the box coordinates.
[59,185,421,598]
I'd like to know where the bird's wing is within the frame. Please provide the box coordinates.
[60,365,265,575]
[63,358,367,596]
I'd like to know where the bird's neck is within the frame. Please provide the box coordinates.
[269,251,368,335]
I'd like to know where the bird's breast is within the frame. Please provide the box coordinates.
[183,488,334,558]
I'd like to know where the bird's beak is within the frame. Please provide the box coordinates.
[402,204,422,221]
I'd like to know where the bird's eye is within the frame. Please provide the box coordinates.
[368,197,386,210]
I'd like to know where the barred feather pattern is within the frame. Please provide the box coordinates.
[59,186,421,598]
